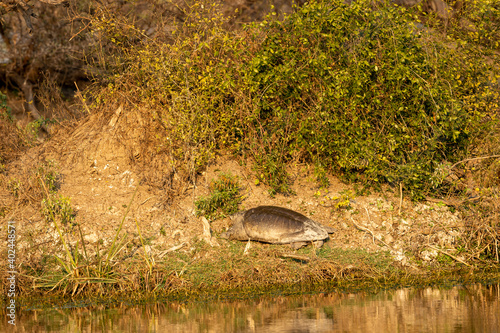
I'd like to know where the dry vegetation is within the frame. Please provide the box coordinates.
[0,0,499,304]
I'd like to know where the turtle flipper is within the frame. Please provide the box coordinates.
[290,241,308,250]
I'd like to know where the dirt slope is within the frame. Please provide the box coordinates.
[0,106,464,271]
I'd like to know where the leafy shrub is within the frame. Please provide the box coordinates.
[448,0,500,51]
[86,0,499,199]
[195,173,243,220]
[0,92,10,118]
[88,0,241,177]
[238,0,499,199]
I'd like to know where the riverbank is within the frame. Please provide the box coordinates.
[6,261,500,311]
[0,147,499,305]
[0,0,499,307]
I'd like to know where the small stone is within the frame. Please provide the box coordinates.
[385,234,394,244]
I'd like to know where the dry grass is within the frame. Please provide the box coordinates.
[460,196,500,264]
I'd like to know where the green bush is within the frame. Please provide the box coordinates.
[87,0,499,199]
[195,173,243,220]
[238,0,499,198]
[448,0,500,51]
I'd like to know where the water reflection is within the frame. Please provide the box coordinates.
[3,284,499,332]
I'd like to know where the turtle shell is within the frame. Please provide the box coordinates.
[240,206,329,244]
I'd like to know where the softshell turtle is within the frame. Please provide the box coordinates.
[220,206,334,249]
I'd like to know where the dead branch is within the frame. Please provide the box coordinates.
[0,0,69,32]
[425,196,481,207]
[427,245,473,267]
[350,216,394,250]
[280,254,311,262]
[450,155,500,170]
[157,242,185,259]
[9,73,49,133]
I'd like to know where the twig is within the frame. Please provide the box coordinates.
[69,16,92,41]
[281,254,310,262]
[450,155,500,170]
[398,182,403,216]
[140,196,154,205]
[427,245,472,267]
[350,217,393,250]
[426,196,481,207]
[158,242,185,259]
[496,238,499,263]
[74,82,91,114]
[243,239,251,255]
[10,74,49,133]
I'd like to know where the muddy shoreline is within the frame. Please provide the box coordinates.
[3,266,500,311]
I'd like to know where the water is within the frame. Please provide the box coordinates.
[3,284,499,332]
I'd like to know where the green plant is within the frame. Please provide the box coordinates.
[23,119,43,143]
[445,0,500,52]
[240,0,499,199]
[0,91,12,120]
[37,160,59,193]
[330,190,354,211]
[195,173,243,220]
[83,0,499,199]
[253,152,293,196]
[7,178,21,197]
[41,194,76,225]
[33,187,137,295]
[314,163,330,189]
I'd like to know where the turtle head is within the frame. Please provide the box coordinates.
[220,211,247,240]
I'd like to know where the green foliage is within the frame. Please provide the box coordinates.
[5,159,75,225]
[331,190,354,211]
[436,252,454,265]
[314,162,330,189]
[240,0,498,199]
[253,151,293,196]
[89,1,242,179]
[0,91,12,120]
[195,173,243,220]
[87,0,500,199]
[448,0,500,51]
[41,194,76,225]
[22,118,47,146]
[37,160,59,193]
[34,189,138,295]
[7,178,21,197]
